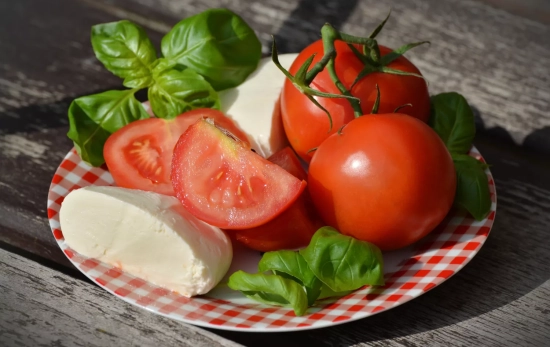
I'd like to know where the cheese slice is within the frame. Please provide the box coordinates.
[219,53,298,157]
[59,186,232,297]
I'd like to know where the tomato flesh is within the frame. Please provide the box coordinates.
[171,120,306,229]
[123,135,163,183]
[282,40,430,163]
[103,109,249,196]
[229,147,323,251]
[308,114,456,251]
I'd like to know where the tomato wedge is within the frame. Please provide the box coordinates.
[171,119,306,229]
[104,109,249,196]
[229,147,323,251]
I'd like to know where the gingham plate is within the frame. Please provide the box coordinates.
[47,147,496,332]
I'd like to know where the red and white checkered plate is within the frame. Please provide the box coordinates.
[47,147,496,332]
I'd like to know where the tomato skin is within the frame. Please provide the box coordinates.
[171,120,306,229]
[281,40,430,162]
[104,109,249,196]
[266,146,307,180]
[229,147,323,252]
[307,114,456,251]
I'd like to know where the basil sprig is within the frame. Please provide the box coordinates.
[161,8,262,91]
[258,250,322,306]
[68,9,261,166]
[148,69,220,119]
[300,227,385,292]
[228,272,309,316]
[228,227,384,316]
[429,92,492,220]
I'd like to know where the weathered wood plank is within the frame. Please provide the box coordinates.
[1,0,550,345]
[478,0,550,24]
[0,0,165,267]
[0,248,242,347]
[90,0,550,149]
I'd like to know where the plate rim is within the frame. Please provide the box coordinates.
[47,146,497,332]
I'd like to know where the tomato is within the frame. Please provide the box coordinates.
[307,114,456,251]
[171,120,307,229]
[265,146,307,180]
[281,40,430,162]
[104,109,249,196]
[229,147,323,251]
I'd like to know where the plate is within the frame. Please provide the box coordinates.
[47,147,496,332]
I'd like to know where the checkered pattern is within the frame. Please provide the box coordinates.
[47,147,496,332]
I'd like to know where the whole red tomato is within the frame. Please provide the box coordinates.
[281,40,430,163]
[307,114,456,251]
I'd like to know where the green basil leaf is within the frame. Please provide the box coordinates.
[258,251,322,305]
[317,284,353,300]
[67,89,149,166]
[91,20,157,88]
[151,58,177,77]
[300,227,385,292]
[67,102,110,167]
[161,8,262,91]
[228,271,308,316]
[242,291,292,307]
[429,92,476,154]
[453,154,492,220]
[148,69,220,119]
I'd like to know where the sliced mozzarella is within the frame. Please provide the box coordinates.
[59,186,232,297]
[219,53,298,157]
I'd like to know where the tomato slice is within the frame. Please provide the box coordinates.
[228,147,323,252]
[104,109,249,196]
[171,120,306,229]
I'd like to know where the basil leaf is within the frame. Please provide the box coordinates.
[91,20,157,88]
[258,251,322,305]
[161,8,262,91]
[67,89,149,166]
[429,92,476,154]
[318,284,352,300]
[243,291,292,307]
[300,227,385,292]
[151,58,177,76]
[148,69,220,119]
[453,154,492,220]
[228,271,308,316]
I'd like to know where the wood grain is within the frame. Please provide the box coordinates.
[0,0,164,268]
[0,248,243,347]
[0,0,549,345]
[479,0,550,24]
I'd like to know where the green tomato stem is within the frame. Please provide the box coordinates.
[321,24,363,118]
[272,12,429,127]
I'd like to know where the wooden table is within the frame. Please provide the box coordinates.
[1,0,549,345]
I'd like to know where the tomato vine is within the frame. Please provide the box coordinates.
[272,11,429,130]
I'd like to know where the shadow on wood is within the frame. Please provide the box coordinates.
[273,0,360,53]
[523,126,550,155]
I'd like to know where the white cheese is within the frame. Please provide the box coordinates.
[59,186,232,297]
[219,53,298,157]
